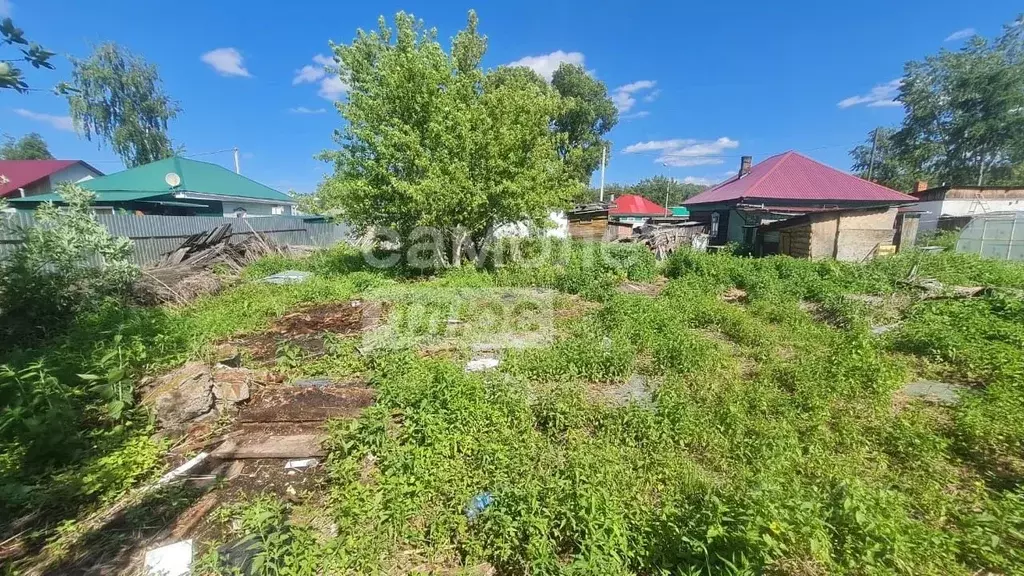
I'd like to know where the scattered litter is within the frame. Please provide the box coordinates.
[465,358,500,372]
[871,324,900,335]
[293,378,333,389]
[262,270,312,285]
[901,380,968,406]
[446,318,465,326]
[144,539,192,576]
[156,452,209,487]
[465,492,494,521]
[285,458,319,470]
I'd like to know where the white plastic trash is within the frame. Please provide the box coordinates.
[465,358,500,372]
[145,539,192,576]
[285,458,319,470]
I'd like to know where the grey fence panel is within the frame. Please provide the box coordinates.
[0,212,351,266]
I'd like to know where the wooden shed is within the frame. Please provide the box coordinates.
[757,206,901,261]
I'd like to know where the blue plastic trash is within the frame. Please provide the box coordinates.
[465,492,494,521]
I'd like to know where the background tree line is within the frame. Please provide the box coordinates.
[851,14,1024,190]
[576,175,708,207]
[3,16,179,168]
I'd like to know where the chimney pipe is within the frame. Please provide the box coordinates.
[739,156,752,178]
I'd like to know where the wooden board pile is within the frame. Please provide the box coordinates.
[135,224,282,305]
[626,222,709,259]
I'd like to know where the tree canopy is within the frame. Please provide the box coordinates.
[0,18,55,92]
[550,63,618,184]
[318,11,579,266]
[0,133,53,160]
[580,175,708,206]
[65,43,181,168]
[852,14,1024,189]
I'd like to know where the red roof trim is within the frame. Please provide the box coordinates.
[0,160,101,198]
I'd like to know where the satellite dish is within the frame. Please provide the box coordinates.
[164,172,181,187]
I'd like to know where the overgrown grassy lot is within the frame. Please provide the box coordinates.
[3,242,1024,575]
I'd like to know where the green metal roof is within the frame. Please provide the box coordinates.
[11,190,165,203]
[81,157,291,202]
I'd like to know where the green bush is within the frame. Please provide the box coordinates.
[0,184,137,343]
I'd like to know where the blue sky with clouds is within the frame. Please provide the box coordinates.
[2,0,1017,192]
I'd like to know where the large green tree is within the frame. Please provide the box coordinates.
[65,43,180,168]
[0,18,55,92]
[318,11,578,267]
[0,133,53,160]
[850,127,917,191]
[551,63,618,184]
[853,15,1024,188]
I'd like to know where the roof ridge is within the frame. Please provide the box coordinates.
[738,151,794,199]
[784,150,915,199]
[176,156,287,195]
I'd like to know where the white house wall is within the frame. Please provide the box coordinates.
[918,199,1024,231]
[222,200,296,218]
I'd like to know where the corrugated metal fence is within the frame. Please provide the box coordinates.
[0,212,351,266]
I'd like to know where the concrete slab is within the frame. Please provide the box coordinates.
[901,380,968,406]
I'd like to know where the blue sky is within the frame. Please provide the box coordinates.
[2,0,1017,192]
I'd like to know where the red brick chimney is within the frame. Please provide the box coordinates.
[738,156,752,178]
[913,181,929,193]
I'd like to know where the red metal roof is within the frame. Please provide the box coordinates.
[610,194,667,216]
[682,151,916,206]
[0,160,84,198]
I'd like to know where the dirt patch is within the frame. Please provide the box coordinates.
[234,300,384,361]
[721,287,748,303]
[240,383,375,423]
[618,278,668,297]
[587,374,654,408]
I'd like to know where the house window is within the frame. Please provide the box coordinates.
[711,212,720,238]
[93,206,114,215]
[271,205,285,215]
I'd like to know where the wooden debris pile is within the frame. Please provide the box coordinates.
[624,222,708,259]
[135,224,282,305]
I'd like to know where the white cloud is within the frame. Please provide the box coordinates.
[318,76,349,100]
[623,139,695,154]
[506,50,585,81]
[289,106,327,114]
[293,53,333,85]
[643,89,661,103]
[294,54,348,101]
[624,137,739,167]
[200,48,251,77]
[945,28,976,42]
[14,108,74,132]
[611,80,657,113]
[838,79,902,109]
[620,111,650,120]
[681,176,715,186]
[0,0,12,17]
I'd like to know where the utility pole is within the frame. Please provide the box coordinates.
[661,163,671,216]
[866,127,879,182]
[233,147,241,174]
[599,144,606,202]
